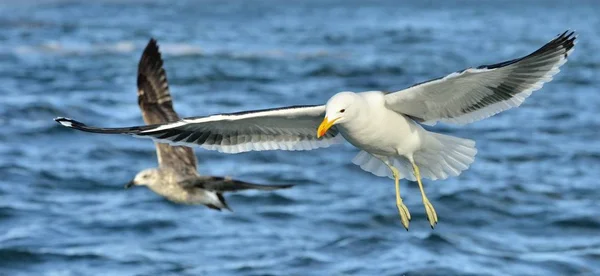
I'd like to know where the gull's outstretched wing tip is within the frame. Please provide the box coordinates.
[386,29,578,125]
[148,37,158,46]
[54,117,79,128]
[557,29,576,52]
[563,30,577,56]
[475,29,576,71]
[137,37,177,124]
[141,38,162,67]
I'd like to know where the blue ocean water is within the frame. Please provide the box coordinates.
[1,0,599,275]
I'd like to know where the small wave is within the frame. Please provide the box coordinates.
[402,267,477,276]
[1,103,64,118]
[77,217,177,234]
[0,19,52,29]
[13,41,136,56]
[551,216,600,229]
[231,191,296,206]
[0,206,17,220]
[569,152,600,162]
[422,232,454,246]
[256,210,299,220]
[7,40,345,62]
[300,63,405,78]
[503,152,561,163]
[279,252,332,268]
[545,111,574,120]
[211,49,347,61]
[487,136,530,144]
[0,248,45,265]
[159,43,202,56]
[127,219,179,232]
[157,233,204,244]
[188,70,276,83]
[0,247,107,266]
[319,235,389,252]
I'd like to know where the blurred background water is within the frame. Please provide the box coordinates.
[1,0,599,275]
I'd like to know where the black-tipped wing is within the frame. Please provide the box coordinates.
[138,39,197,170]
[54,105,341,154]
[179,176,293,192]
[385,31,576,125]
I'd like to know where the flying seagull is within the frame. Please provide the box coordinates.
[55,31,576,229]
[70,39,292,210]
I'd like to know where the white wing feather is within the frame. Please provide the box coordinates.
[385,31,576,125]
[54,105,342,154]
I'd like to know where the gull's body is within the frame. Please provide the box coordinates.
[56,31,576,229]
[134,167,217,205]
[135,167,281,209]
[113,39,291,210]
[334,91,422,157]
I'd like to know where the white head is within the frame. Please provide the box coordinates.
[126,168,161,188]
[317,92,359,138]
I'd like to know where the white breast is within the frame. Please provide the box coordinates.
[338,92,424,157]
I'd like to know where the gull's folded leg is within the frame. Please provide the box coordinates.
[379,158,411,230]
[411,161,438,228]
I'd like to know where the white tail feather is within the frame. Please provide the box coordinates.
[351,132,477,181]
[414,132,477,180]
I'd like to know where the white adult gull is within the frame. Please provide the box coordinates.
[55,31,576,229]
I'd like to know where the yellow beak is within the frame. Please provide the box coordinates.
[317,117,338,138]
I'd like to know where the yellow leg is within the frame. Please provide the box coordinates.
[392,167,412,230]
[380,160,411,230]
[411,162,438,228]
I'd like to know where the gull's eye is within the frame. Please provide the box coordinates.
[340,109,346,113]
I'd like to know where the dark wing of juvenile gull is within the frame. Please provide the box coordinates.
[137,38,197,171]
[385,31,576,125]
[179,176,294,192]
[54,105,341,153]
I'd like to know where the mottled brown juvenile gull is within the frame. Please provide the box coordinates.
[56,31,576,228]
[68,39,292,210]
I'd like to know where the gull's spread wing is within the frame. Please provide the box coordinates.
[138,38,197,170]
[385,31,576,125]
[54,105,341,153]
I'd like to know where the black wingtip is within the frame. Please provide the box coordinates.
[139,37,163,74]
[53,117,152,134]
[138,36,172,109]
[142,37,162,61]
[477,29,577,70]
[555,30,577,58]
[54,117,85,128]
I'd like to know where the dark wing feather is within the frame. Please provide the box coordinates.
[138,39,197,170]
[179,176,293,192]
